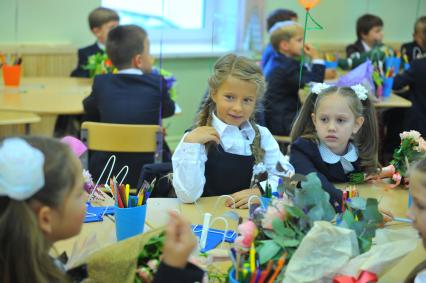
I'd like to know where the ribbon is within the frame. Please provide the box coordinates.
[298,9,323,89]
[333,270,378,283]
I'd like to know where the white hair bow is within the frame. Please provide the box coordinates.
[310,82,368,101]
[0,138,45,200]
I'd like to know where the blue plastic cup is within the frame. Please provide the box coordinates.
[260,197,271,208]
[385,57,401,72]
[114,196,147,241]
[229,269,240,283]
[325,61,338,69]
[382,77,394,98]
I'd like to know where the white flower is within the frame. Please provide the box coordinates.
[350,84,368,101]
[400,130,421,142]
[252,162,267,176]
[311,83,332,94]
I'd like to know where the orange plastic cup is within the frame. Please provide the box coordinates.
[2,65,21,87]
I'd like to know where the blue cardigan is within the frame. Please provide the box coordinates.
[289,137,362,211]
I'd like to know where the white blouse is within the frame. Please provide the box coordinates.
[318,142,358,174]
[172,113,294,203]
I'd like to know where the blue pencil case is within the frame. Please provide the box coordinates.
[84,202,114,223]
[192,224,237,252]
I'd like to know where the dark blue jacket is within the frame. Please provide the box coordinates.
[393,57,426,137]
[261,43,276,70]
[83,73,175,186]
[289,137,362,211]
[346,39,366,58]
[401,41,425,63]
[71,42,103,78]
[263,53,325,136]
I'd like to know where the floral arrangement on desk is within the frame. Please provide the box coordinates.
[382,130,426,187]
[83,53,178,101]
[228,172,417,282]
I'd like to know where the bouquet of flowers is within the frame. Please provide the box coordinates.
[229,172,396,282]
[84,52,116,78]
[83,53,178,101]
[382,130,426,186]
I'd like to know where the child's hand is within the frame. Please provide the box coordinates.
[379,208,394,225]
[162,211,197,269]
[324,69,337,80]
[225,188,261,209]
[184,126,220,144]
[304,43,320,60]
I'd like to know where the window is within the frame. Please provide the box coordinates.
[102,0,245,56]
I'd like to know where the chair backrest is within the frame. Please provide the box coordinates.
[81,122,160,153]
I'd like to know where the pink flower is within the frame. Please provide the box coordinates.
[235,221,258,250]
[261,199,291,230]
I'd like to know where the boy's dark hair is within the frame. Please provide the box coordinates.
[266,9,297,32]
[356,14,383,40]
[414,16,426,33]
[106,25,147,70]
[88,7,120,30]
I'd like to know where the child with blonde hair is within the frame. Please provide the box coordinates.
[289,83,379,211]
[173,54,294,208]
[263,21,325,136]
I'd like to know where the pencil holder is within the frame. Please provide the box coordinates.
[2,65,21,87]
[382,77,394,99]
[229,269,240,283]
[325,61,338,69]
[114,196,147,241]
[385,57,401,73]
[260,196,271,209]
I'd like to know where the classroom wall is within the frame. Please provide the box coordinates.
[1,0,426,148]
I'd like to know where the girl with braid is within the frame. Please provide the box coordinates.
[172,54,294,208]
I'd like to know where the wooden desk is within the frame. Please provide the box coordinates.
[0,110,41,137]
[0,77,91,135]
[54,186,422,281]
[299,89,412,108]
[337,182,425,282]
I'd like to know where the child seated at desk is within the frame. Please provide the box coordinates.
[83,25,175,187]
[289,83,379,212]
[401,16,426,62]
[261,8,298,70]
[263,21,325,136]
[70,7,119,78]
[0,136,203,283]
[393,23,426,137]
[405,158,426,283]
[172,54,294,208]
[346,14,384,58]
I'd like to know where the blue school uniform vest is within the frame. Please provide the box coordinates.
[203,145,255,196]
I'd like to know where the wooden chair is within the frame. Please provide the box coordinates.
[273,135,291,154]
[80,122,161,169]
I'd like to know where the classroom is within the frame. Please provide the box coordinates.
[1,0,426,282]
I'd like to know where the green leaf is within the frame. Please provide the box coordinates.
[363,198,383,224]
[285,205,306,219]
[358,236,372,253]
[272,218,296,237]
[281,239,300,247]
[272,218,287,236]
[341,209,355,228]
[258,240,282,264]
[347,197,366,210]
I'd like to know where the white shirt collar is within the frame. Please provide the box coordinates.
[361,40,371,52]
[97,41,106,51]
[211,112,255,150]
[117,68,143,75]
[318,141,358,164]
